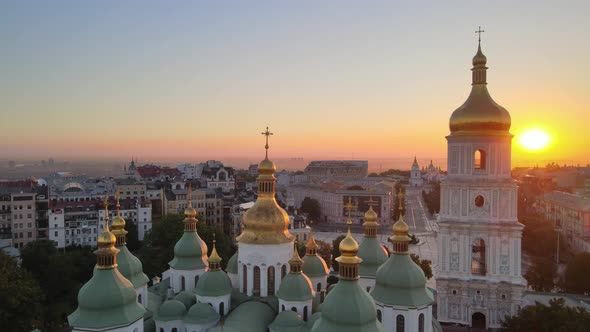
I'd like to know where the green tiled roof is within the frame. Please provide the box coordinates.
[358,237,388,277]
[194,270,232,297]
[277,273,314,302]
[116,245,149,288]
[169,231,208,270]
[302,255,329,278]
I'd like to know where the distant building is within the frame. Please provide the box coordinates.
[304,160,368,182]
[409,157,424,187]
[0,181,39,249]
[287,183,391,224]
[536,191,590,253]
[164,186,224,229]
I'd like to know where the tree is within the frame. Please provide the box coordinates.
[410,253,433,280]
[125,220,141,251]
[301,197,321,222]
[561,252,590,295]
[0,251,42,332]
[421,182,440,215]
[502,298,590,331]
[20,240,90,331]
[524,256,556,292]
[521,213,559,258]
[316,240,332,269]
[331,235,346,271]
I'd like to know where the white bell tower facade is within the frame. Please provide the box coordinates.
[436,35,525,330]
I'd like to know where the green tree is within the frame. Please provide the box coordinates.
[125,221,141,251]
[138,213,233,277]
[521,213,560,258]
[301,197,321,222]
[502,298,590,332]
[524,256,556,292]
[0,251,42,332]
[410,253,433,280]
[561,252,590,295]
[316,240,332,269]
[331,235,346,271]
[21,240,89,331]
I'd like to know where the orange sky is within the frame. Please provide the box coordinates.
[2,2,589,168]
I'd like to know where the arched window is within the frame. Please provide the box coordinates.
[180,276,185,291]
[474,149,486,170]
[195,275,199,288]
[172,328,178,332]
[377,309,382,322]
[396,315,405,332]
[281,304,285,311]
[281,264,287,279]
[304,306,309,321]
[419,313,425,332]
[219,302,225,315]
[317,283,321,292]
[471,238,486,275]
[253,266,261,296]
[243,265,248,293]
[291,306,297,312]
[366,286,371,292]
[268,266,275,296]
[138,294,142,304]
[160,328,164,332]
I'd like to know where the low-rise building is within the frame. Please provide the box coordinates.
[304,160,368,182]
[536,191,590,253]
[287,183,391,224]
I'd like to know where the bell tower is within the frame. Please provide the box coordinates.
[436,32,525,330]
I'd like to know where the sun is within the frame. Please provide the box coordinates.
[518,128,551,151]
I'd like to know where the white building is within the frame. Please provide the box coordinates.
[410,157,424,187]
[436,41,525,329]
[536,191,590,253]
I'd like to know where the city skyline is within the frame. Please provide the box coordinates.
[2,1,589,166]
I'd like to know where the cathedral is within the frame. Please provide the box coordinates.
[68,38,520,332]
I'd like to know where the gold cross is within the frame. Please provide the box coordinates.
[261,126,273,158]
[475,26,485,43]
[187,183,193,207]
[343,197,357,225]
[115,189,121,211]
[367,195,377,208]
[397,188,405,212]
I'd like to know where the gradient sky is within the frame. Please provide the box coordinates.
[1,1,589,167]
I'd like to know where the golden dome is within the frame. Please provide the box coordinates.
[289,244,304,266]
[98,229,116,247]
[208,239,222,269]
[449,43,511,135]
[258,157,277,175]
[364,206,378,223]
[111,197,127,237]
[306,230,319,252]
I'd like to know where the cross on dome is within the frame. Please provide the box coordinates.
[261,126,273,158]
[475,26,485,43]
[343,197,357,225]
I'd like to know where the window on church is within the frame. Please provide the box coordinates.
[471,238,486,275]
[377,309,382,322]
[475,195,485,207]
[253,266,261,296]
[396,315,405,332]
[419,313,425,332]
[243,265,248,293]
[180,276,185,291]
[474,149,486,170]
[268,266,275,296]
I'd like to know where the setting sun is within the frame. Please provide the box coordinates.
[518,128,551,151]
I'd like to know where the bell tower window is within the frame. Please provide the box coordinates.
[474,149,486,170]
[471,238,486,275]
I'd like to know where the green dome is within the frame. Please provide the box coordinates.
[302,255,329,278]
[169,232,208,270]
[312,280,383,332]
[269,310,305,331]
[371,253,434,307]
[155,299,187,321]
[116,245,149,287]
[226,252,238,274]
[68,269,146,329]
[184,302,220,325]
[174,291,196,309]
[194,270,232,297]
[221,301,276,332]
[358,238,388,277]
[277,273,313,302]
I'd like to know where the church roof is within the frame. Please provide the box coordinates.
[194,269,232,297]
[116,245,149,288]
[184,302,220,325]
[277,272,314,302]
[358,237,388,277]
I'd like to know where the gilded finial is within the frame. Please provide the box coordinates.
[289,240,303,273]
[343,197,357,226]
[261,126,273,159]
[397,188,405,214]
[208,233,222,270]
[103,197,110,232]
[184,183,197,220]
[96,196,118,268]
[391,188,410,254]
[115,190,121,217]
[475,26,485,44]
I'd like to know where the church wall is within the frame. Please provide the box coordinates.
[73,318,143,332]
[170,267,207,294]
[238,242,293,297]
[196,294,231,316]
[278,299,313,321]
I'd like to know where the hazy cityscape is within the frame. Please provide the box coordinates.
[2,2,590,332]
